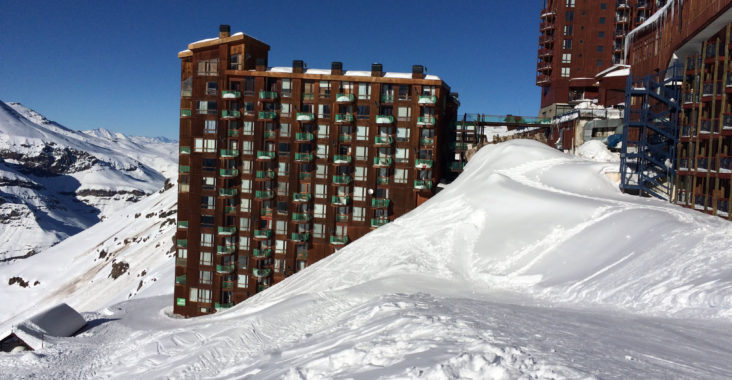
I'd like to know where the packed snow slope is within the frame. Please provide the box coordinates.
[1,140,731,379]
[0,101,177,260]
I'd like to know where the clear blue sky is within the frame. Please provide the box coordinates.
[0,0,541,139]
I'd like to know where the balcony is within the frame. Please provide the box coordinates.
[180,146,191,154]
[179,165,190,173]
[254,229,273,239]
[414,180,433,190]
[338,134,353,143]
[331,195,350,205]
[220,149,238,157]
[219,188,238,197]
[222,110,241,119]
[299,172,313,181]
[335,113,355,123]
[291,232,310,242]
[176,239,187,248]
[292,213,312,222]
[295,132,314,142]
[259,91,278,100]
[216,264,235,274]
[260,207,273,217]
[293,193,312,202]
[217,226,237,235]
[220,168,239,177]
[264,130,277,139]
[255,170,276,180]
[371,218,389,228]
[256,151,276,160]
[228,129,240,137]
[332,175,352,184]
[377,176,389,185]
[374,135,394,146]
[176,257,187,266]
[335,214,349,222]
[375,115,394,124]
[296,112,314,121]
[252,248,272,258]
[373,157,392,167]
[178,221,188,229]
[371,198,390,208]
[175,275,186,285]
[333,154,352,164]
[420,137,434,146]
[222,90,241,99]
[380,95,394,103]
[415,159,433,169]
[417,116,435,125]
[222,281,234,289]
[214,302,233,310]
[181,109,192,117]
[253,268,272,278]
[255,190,275,199]
[294,153,314,162]
[418,95,437,105]
[258,111,277,120]
[329,235,349,245]
[336,93,355,102]
[217,245,235,254]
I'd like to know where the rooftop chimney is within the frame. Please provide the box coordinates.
[412,65,424,79]
[371,63,383,77]
[293,60,305,74]
[219,24,231,38]
[331,61,343,75]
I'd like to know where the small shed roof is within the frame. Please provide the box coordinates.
[1,303,86,351]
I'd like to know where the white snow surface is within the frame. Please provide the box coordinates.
[575,140,620,162]
[1,140,731,378]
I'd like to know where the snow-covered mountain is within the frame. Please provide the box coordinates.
[1,140,730,378]
[0,101,177,260]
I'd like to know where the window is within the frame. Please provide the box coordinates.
[228,54,241,70]
[277,181,288,196]
[396,127,410,142]
[354,166,366,181]
[597,46,604,52]
[198,289,211,303]
[201,196,215,210]
[199,270,212,285]
[279,143,290,156]
[353,207,364,222]
[357,105,370,120]
[277,201,288,215]
[315,184,327,199]
[303,81,315,100]
[397,107,411,121]
[395,169,408,183]
[275,259,285,273]
[564,25,573,36]
[206,82,217,96]
[281,79,292,97]
[398,85,410,100]
[276,220,287,235]
[562,53,572,64]
[395,148,409,163]
[241,179,252,193]
[317,144,329,159]
[197,58,219,76]
[196,101,217,115]
[565,11,573,22]
[240,198,250,213]
[202,158,215,171]
[316,164,327,179]
[278,161,288,176]
[357,126,369,141]
[597,60,603,67]
[204,120,217,134]
[353,186,366,202]
[599,17,605,24]
[314,203,326,218]
[237,274,248,288]
[318,124,329,139]
[355,146,368,161]
[598,31,605,38]
[358,83,371,100]
[280,123,290,137]
[563,39,572,49]
[318,104,330,119]
[238,254,248,270]
[561,67,570,77]
[275,240,286,254]
[242,121,254,135]
[319,81,331,98]
[193,138,216,153]
[189,287,198,302]
[239,217,250,232]
[242,102,255,115]
[179,175,189,193]
[200,215,214,228]
[199,250,213,265]
[566,0,574,7]
[313,223,325,238]
[600,3,606,9]
[241,160,252,174]
[241,141,253,155]
[280,103,291,117]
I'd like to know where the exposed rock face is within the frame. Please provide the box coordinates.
[109,261,130,279]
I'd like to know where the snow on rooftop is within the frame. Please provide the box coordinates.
[266,67,442,81]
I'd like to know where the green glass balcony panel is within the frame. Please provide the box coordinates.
[417,116,435,125]
[336,93,355,102]
[255,190,275,199]
[258,111,277,119]
[256,170,276,179]
[373,157,392,166]
[371,218,389,227]
[335,214,349,222]
[302,93,315,101]
[418,95,437,104]
[450,162,465,170]
[296,112,314,121]
[216,264,235,273]
[264,131,277,139]
[257,151,276,159]
[179,165,190,173]
[219,188,238,197]
[222,281,234,289]
[221,90,241,98]
[179,146,191,154]
[227,129,240,137]
[259,90,278,99]
[222,110,241,118]
[254,229,273,238]
[371,198,391,208]
[220,168,239,177]
[257,284,270,292]
[253,248,273,258]
[178,221,188,229]
[375,115,394,124]
[224,206,237,214]
[295,132,314,141]
[377,177,390,185]
[333,154,352,163]
[260,208,273,216]
[329,235,349,245]
[415,159,433,168]
[220,149,239,157]
[292,213,312,222]
[217,245,236,254]
[338,134,353,142]
[175,275,186,285]
[218,226,237,235]
[214,302,234,310]
[253,268,272,278]
[176,239,187,248]
[175,258,187,266]
[332,175,352,184]
[331,195,351,205]
[294,153,314,161]
[335,114,354,122]
[374,135,394,145]
[414,180,433,189]
[299,172,313,180]
[420,138,434,146]
[180,109,192,117]
[291,233,310,242]
[380,95,394,103]
[293,193,312,202]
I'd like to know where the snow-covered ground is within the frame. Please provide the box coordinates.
[1,140,731,379]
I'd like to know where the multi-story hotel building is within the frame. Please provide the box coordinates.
[174,26,458,317]
[537,0,660,118]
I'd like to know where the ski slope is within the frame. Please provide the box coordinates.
[1,140,730,379]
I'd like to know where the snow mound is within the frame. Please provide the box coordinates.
[575,140,619,162]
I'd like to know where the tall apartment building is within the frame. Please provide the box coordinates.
[174,26,458,317]
[537,0,660,118]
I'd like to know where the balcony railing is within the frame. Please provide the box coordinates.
[179,165,190,173]
[259,91,278,100]
[217,245,235,254]
[178,221,188,229]
[214,302,233,310]
[253,268,272,278]
[175,275,186,285]
[293,193,312,202]
[177,239,187,248]
[255,190,275,199]
[222,90,241,99]
[375,115,394,124]
[371,218,389,227]
[181,109,192,117]
[295,132,314,142]
[418,95,437,104]
[253,248,273,258]
[374,135,394,145]
[222,110,241,118]
[256,170,276,179]
[331,195,350,205]
[220,168,239,177]
[258,111,277,120]
[377,176,389,185]
[217,226,237,235]
[333,154,352,164]
[264,130,277,139]
[338,134,353,143]
[335,113,354,123]
[329,235,349,245]
[415,159,433,168]
[219,188,238,197]
[371,198,390,208]
[220,149,238,157]
[216,264,235,273]
[291,233,310,242]
[292,213,312,222]
[373,157,393,166]
[417,116,435,125]
[296,112,314,121]
[336,93,355,102]
[254,229,273,239]
[414,180,433,189]
[228,129,240,137]
[257,151,276,159]
[294,153,314,162]
[333,175,352,184]
[180,146,191,154]
[380,95,394,103]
